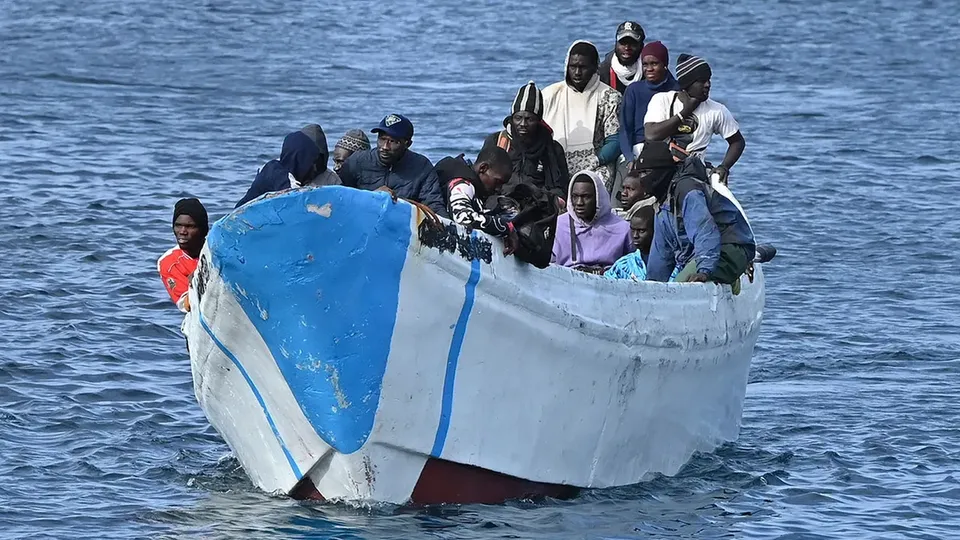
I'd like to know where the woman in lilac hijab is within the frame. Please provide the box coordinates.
[552,170,634,272]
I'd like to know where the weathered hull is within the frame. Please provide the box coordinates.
[184,186,764,504]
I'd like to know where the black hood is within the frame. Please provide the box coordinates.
[300,124,329,174]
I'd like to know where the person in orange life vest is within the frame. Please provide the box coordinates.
[157,198,208,312]
[598,21,645,94]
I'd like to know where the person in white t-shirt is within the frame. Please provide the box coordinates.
[643,54,745,184]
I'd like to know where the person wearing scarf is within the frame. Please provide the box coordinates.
[332,129,370,173]
[618,41,680,161]
[551,170,633,271]
[482,81,570,203]
[236,124,341,207]
[157,198,208,312]
[598,21,645,94]
[542,41,623,193]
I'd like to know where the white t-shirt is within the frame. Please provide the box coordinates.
[643,91,740,157]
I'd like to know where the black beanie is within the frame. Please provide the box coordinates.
[173,198,209,234]
[512,81,543,117]
[676,53,712,89]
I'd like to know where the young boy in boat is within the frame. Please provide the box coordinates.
[614,172,656,219]
[634,142,754,288]
[434,147,519,253]
[643,54,745,184]
[482,81,570,205]
[338,113,448,217]
[604,204,655,281]
[551,170,633,273]
[598,21,645,95]
[332,129,370,173]
[236,124,341,207]
[158,198,208,312]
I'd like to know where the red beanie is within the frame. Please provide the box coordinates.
[640,41,669,66]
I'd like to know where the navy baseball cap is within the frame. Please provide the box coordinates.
[371,114,414,140]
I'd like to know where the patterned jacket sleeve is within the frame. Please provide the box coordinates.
[447,180,512,238]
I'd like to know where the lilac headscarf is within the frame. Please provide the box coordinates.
[552,170,634,268]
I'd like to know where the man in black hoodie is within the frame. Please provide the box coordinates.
[236,123,340,207]
[434,147,518,253]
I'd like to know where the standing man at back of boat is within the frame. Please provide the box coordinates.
[633,142,754,288]
[619,41,680,162]
[643,54,745,184]
[598,21,645,94]
[542,41,622,193]
[482,81,570,204]
[338,113,448,217]
[158,198,208,312]
[235,124,341,208]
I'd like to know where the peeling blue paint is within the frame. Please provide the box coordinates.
[208,187,411,454]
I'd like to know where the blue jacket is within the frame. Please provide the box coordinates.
[338,148,448,217]
[237,130,327,208]
[618,72,680,161]
[647,158,755,281]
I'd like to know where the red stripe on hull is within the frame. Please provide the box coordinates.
[410,458,579,505]
[288,458,578,505]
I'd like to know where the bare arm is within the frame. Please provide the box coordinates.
[719,131,745,170]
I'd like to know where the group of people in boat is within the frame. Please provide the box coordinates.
[157,21,756,311]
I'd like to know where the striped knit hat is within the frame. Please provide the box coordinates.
[676,54,712,89]
[511,81,543,118]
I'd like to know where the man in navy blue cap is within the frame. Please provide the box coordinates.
[338,113,447,217]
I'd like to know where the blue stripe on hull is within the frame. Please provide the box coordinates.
[198,311,302,479]
[431,237,482,458]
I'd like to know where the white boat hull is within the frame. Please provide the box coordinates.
[183,186,764,504]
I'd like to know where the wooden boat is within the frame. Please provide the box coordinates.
[182,185,765,504]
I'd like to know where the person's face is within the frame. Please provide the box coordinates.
[511,111,539,139]
[687,78,711,101]
[174,214,202,250]
[630,214,654,253]
[641,55,666,83]
[615,37,641,66]
[620,176,648,209]
[571,180,597,222]
[567,54,597,91]
[332,147,352,171]
[478,163,512,192]
[377,134,409,166]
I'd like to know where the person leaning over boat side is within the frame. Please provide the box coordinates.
[332,129,370,173]
[434,147,520,254]
[542,41,622,193]
[619,41,679,162]
[338,113,448,217]
[235,124,340,208]
[643,54,745,184]
[158,198,208,312]
[634,142,755,288]
[604,204,656,281]
[482,81,570,204]
[598,21,645,95]
[551,170,633,272]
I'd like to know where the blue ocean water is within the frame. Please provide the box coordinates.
[1,0,959,538]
